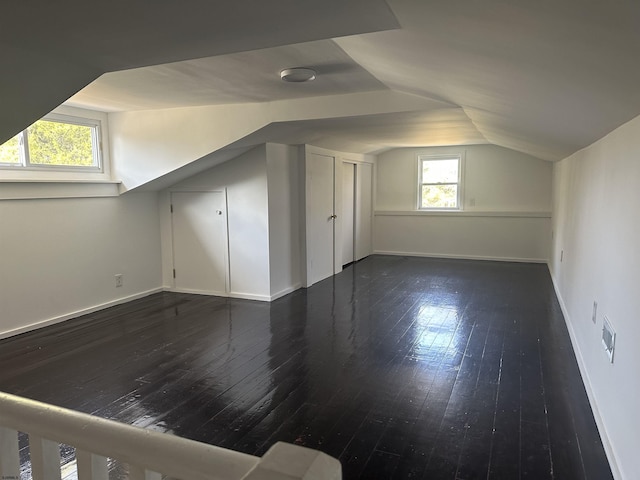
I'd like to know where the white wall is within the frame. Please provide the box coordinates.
[266,143,301,299]
[0,193,162,339]
[550,114,640,480]
[160,146,272,300]
[374,145,552,262]
[109,104,268,191]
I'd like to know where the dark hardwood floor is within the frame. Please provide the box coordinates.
[0,255,613,479]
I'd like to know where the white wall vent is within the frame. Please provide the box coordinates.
[602,316,616,363]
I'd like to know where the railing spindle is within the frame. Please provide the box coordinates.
[0,427,20,480]
[76,449,109,480]
[29,434,62,480]
[129,465,162,480]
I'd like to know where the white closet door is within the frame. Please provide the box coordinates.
[342,162,356,266]
[171,191,228,295]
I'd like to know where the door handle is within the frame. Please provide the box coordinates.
[329,214,338,220]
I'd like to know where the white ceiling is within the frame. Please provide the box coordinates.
[67,40,388,111]
[3,0,640,162]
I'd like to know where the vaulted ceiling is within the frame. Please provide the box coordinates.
[2,0,640,162]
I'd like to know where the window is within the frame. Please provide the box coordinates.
[0,113,102,171]
[418,155,462,209]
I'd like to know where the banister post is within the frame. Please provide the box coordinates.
[241,442,341,480]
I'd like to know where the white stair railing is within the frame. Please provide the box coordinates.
[0,391,341,480]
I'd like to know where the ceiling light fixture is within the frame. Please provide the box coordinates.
[280,67,316,83]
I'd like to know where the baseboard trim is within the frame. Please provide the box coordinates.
[373,250,548,264]
[228,292,271,302]
[0,288,163,341]
[165,287,227,296]
[269,284,302,301]
[548,267,623,480]
[164,287,268,302]
[163,284,303,302]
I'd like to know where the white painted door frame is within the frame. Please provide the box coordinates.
[354,161,373,261]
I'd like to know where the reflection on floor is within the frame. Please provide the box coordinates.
[0,255,613,479]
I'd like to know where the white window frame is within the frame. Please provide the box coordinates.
[417,154,463,211]
[0,113,103,172]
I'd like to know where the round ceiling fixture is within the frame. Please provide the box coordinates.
[280,67,316,83]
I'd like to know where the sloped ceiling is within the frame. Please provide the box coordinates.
[0,0,398,143]
[337,1,640,160]
[3,0,640,163]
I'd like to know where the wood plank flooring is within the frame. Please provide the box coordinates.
[0,255,613,479]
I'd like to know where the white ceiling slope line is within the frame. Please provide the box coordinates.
[268,90,452,123]
[463,107,573,163]
[263,109,487,151]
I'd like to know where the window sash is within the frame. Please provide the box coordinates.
[418,155,462,210]
[0,114,102,171]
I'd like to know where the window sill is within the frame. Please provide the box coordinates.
[375,210,551,218]
[0,179,122,200]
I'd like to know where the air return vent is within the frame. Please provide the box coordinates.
[602,316,616,363]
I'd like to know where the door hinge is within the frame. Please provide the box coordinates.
[173,269,176,278]
[170,204,173,213]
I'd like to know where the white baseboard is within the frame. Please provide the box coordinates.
[165,284,303,302]
[164,287,267,301]
[373,250,548,264]
[548,267,622,480]
[0,288,163,341]
[164,287,270,302]
[228,292,271,302]
[269,284,302,301]
[166,287,227,296]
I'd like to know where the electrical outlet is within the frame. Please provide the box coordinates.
[115,274,123,288]
[592,301,598,324]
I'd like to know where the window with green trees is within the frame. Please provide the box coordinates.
[418,155,462,209]
[0,114,101,170]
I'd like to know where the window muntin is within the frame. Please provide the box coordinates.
[0,114,102,171]
[419,155,461,210]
